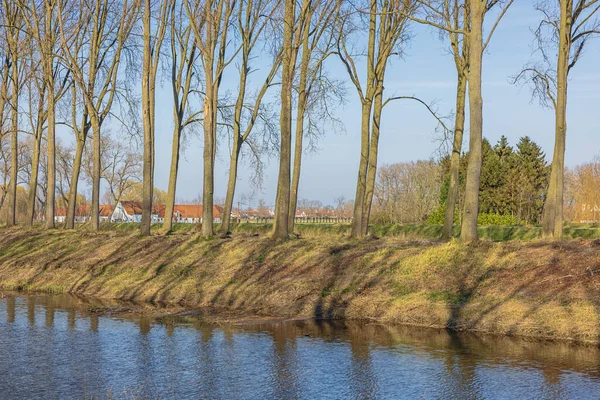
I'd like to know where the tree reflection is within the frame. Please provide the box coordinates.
[6,296,15,323]
[27,296,35,326]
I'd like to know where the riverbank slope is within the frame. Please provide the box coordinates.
[1,227,599,343]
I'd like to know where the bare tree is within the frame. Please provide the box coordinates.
[218,0,282,235]
[140,0,169,236]
[23,51,47,226]
[372,161,442,224]
[163,1,202,233]
[287,0,343,234]
[272,0,327,239]
[459,0,514,242]
[514,0,600,239]
[185,0,237,238]
[405,0,513,242]
[102,134,142,205]
[336,0,417,238]
[2,0,22,226]
[411,0,470,239]
[0,12,8,217]
[20,0,63,228]
[57,0,138,229]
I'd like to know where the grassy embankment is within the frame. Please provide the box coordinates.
[1,223,600,343]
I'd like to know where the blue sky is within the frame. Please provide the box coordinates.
[107,1,600,207]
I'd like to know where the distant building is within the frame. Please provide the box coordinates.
[111,201,158,223]
[99,205,114,222]
[54,204,113,224]
[170,204,223,224]
[54,205,90,223]
[111,201,222,224]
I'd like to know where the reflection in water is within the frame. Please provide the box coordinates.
[6,295,15,323]
[90,314,99,332]
[27,295,35,326]
[44,296,54,327]
[1,292,600,399]
[68,308,75,330]
[348,323,377,399]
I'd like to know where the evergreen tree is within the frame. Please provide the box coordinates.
[513,136,549,224]
[480,137,514,215]
[431,135,548,226]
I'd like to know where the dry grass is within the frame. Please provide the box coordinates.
[1,226,600,343]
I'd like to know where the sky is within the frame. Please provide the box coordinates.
[69,1,600,209]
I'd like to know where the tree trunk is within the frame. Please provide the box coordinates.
[163,125,182,232]
[220,137,242,234]
[460,1,484,243]
[90,115,101,230]
[65,138,85,229]
[362,83,384,235]
[442,72,467,240]
[272,0,295,240]
[288,11,312,234]
[219,44,248,236]
[351,101,373,238]
[202,95,215,237]
[8,59,18,226]
[288,85,309,234]
[26,129,42,227]
[288,108,305,234]
[542,0,571,240]
[45,85,56,229]
[141,0,153,236]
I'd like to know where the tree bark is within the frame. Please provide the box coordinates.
[460,0,484,243]
[90,115,101,230]
[26,124,42,227]
[163,125,182,232]
[288,101,305,233]
[218,40,248,236]
[442,72,467,240]
[362,82,384,235]
[201,93,215,237]
[65,138,85,229]
[288,71,309,232]
[220,137,242,234]
[351,101,373,238]
[45,83,56,229]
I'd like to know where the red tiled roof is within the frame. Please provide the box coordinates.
[117,201,222,219]
[54,205,90,217]
[153,204,166,218]
[120,201,143,215]
[99,205,114,217]
[55,204,114,217]
[172,205,222,219]
[119,201,166,216]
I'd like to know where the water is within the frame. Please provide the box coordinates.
[1,293,600,399]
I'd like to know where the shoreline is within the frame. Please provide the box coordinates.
[1,227,600,344]
[2,289,599,348]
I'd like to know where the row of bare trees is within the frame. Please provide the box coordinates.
[1,0,598,242]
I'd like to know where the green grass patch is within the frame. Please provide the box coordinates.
[426,290,466,305]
